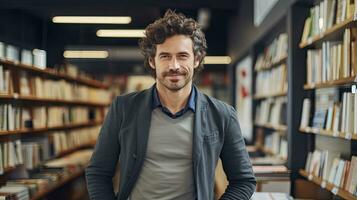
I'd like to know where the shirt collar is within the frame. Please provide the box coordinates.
[152,85,196,117]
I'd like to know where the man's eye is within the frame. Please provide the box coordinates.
[179,55,188,59]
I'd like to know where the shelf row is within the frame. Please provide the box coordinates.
[0,94,110,107]
[299,16,357,49]
[300,127,357,141]
[0,120,102,137]
[0,59,109,89]
[299,169,357,200]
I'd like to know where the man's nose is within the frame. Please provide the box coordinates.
[168,57,180,70]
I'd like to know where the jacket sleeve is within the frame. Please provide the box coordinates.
[85,96,122,200]
[219,107,256,200]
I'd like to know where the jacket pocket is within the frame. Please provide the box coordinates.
[204,130,219,144]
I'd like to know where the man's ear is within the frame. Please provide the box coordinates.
[194,57,200,69]
[149,57,155,69]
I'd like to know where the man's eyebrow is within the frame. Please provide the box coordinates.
[158,52,170,56]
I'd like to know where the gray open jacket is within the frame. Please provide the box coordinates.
[85,85,256,200]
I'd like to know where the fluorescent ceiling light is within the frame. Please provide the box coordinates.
[204,56,231,64]
[52,16,132,24]
[97,29,145,38]
[63,50,109,59]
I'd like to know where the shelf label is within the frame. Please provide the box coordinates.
[333,131,339,137]
[321,181,326,189]
[331,187,338,195]
[345,133,352,140]
[308,174,313,181]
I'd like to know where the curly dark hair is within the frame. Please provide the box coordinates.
[139,9,207,78]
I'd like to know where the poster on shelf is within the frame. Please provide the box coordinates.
[236,56,253,142]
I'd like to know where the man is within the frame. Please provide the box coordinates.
[86,10,256,200]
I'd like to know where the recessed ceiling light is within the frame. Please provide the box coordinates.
[204,56,232,64]
[96,29,145,38]
[63,50,109,59]
[52,16,132,24]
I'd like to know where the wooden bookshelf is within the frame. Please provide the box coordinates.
[0,94,110,107]
[299,169,357,200]
[257,146,288,161]
[299,127,357,141]
[2,165,24,175]
[254,123,288,132]
[30,168,85,200]
[54,141,96,159]
[253,91,287,100]
[304,76,357,90]
[0,120,103,136]
[299,17,357,49]
[0,59,109,89]
[254,55,288,72]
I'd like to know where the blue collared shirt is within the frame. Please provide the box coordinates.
[152,86,196,118]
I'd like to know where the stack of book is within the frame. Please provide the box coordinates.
[305,29,357,85]
[0,65,13,94]
[255,64,287,96]
[51,126,100,155]
[255,97,287,126]
[254,33,288,71]
[305,150,357,196]
[301,0,355,43]
[300,89,357,135]
[0,105,102,131]
[19,75,111,103]
[264,132,288,160]
[0,185,30,200]
[0,140,24,174]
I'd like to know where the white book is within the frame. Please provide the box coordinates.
[341,0,347,22]
[347,93,355,134]
[343,29,351,78]
[0,65,4,93]
[33,49,46,69]
[341,92,348,132]
[354,90,357,134]
[305,152,313,172]
[325,103,334,130]
[0,144,3,175]
[7,104,14,131]
[333,160,346,187]
[21,49,33,65]
[300,98,311,128]
[8,142,17,167]
[322,151,340,181]
[15,140,23,164]
[328,157,340,183]
[5,45,19,62]
[0,42,4,59]
[327,0,337,29]
[348,156,357,193]
[310,150,322,176]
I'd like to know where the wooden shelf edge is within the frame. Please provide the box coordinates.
[0,121,103,136]
[299,127,357,141]
[255,123,287,132]
[30,168,85,200]
[54,141,96,159]
[0,94,110,107]
[256,146,288,161]
[299,17,355,48]
[304,76,357,90]
[254,55,288,72]
[0,59,109,89]
[299,169,357,200]
[253,91,287,100]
